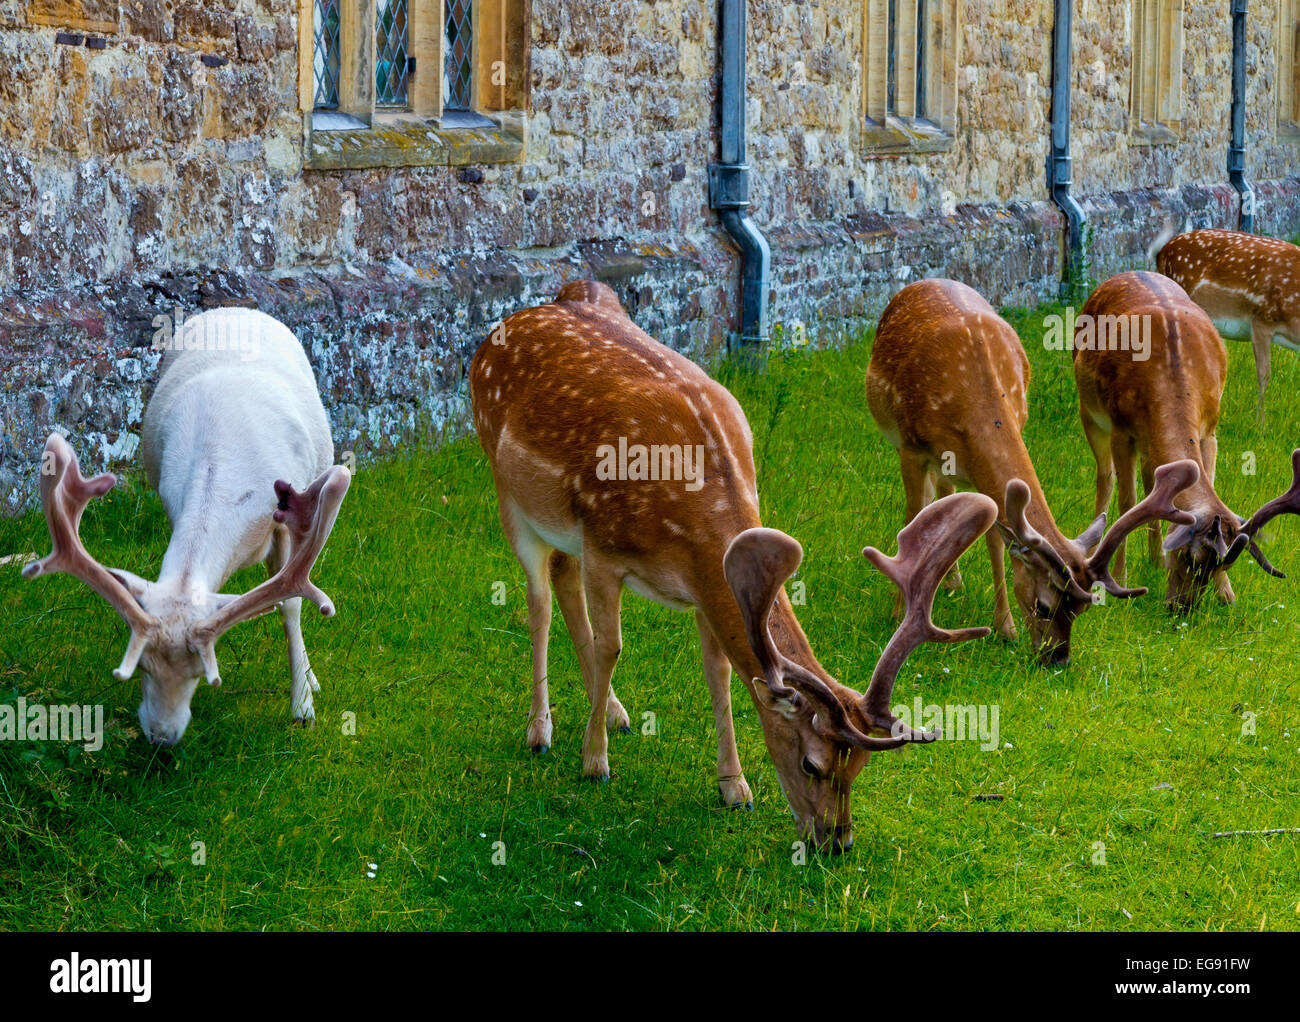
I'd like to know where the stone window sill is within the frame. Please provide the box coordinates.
[1129,121,1180,147]
[861,116,954,157]
[305,111,526,171]
[1279,121,1300,145]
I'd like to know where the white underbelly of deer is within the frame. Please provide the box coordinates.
[1209,315,1253,342]
[623,569,693,611]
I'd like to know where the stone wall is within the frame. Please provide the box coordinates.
[2,1,1300,514]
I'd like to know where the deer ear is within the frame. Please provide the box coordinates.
[1163,521,1197,553]
[1074,513,1107,555]
[995,520,1029,559]
[107,568,151,602]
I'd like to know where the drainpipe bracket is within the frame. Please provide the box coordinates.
[708,162,751,211]
[1049,153,1073,190]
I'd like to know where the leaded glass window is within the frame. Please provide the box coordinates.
[313,0,341,109]
[377,0,411,107]
[445,0,473,110]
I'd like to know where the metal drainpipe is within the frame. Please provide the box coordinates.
[709,0,770,348]
[1048,0,1085,295]
[1230,0,1255,231]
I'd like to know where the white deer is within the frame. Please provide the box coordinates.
[23,307,351,745]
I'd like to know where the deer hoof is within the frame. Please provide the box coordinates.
[527,714,553,753]
[530,743,550,756]
[719,775,753,808]
[583,752,610,781]
[605,698,630,731]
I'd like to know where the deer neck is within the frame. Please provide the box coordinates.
[155,459,273,594]
[969,437,1080,570]
[1143,415,1230,520]
[700,566,856,711]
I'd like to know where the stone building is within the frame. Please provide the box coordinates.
[1,0,1298,511]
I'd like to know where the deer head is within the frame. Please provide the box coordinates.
[1163,447,1300,608]
[22,433,349,745]
[998,460,1200,664]
[724,491,997,851]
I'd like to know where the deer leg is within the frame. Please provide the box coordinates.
[1112,434,1138,585]
[696,610,752,809]
[269,529,318,725]
[500,502,555,754]
[549,551,630,732]
[986,527,1016,640]
[934,473,963,591]
[1251,319,1274,424]
[1082,405,1114,522]
[579,550,624,781]
[894,449,930,619]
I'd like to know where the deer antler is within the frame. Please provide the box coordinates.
[859,491,998,735]
[22,433,160,680]
[724,493,996,752]
[998,479,1094,601]
[1087,459,1200,596]
[1229,448,1300,577]
[187,465,351,686]
[724,527,914,750]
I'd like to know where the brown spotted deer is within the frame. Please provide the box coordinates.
[470,280,997,852]
[1154,228,1300,422]
[1074,271,1300,609]
[866,279,1199,666]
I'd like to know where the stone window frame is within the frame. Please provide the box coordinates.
[1129,0,1184,146]
[860,0,959,157]
[1277,0,1300,144]
[297,0,529,171]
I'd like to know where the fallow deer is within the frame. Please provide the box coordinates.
[470,280,997,852]
[23,308,351,745]
[1154,228,1300,421]
[866,278,1199,665]
[1074,272,1300,609]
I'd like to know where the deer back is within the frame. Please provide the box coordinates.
[867,279,1035,501]
[1073,271,1226,473]
[142,308,334,588]
[1158,229,1300,331]
[470,283,761,576]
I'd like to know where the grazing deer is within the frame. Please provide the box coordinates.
[1074,271,1300,609]
[1153,228,1300,421]
[471,280,996,852]
[23,308,351,745]
[866,279,1198,665]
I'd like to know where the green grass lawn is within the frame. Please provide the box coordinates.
[3,299,1300,931]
